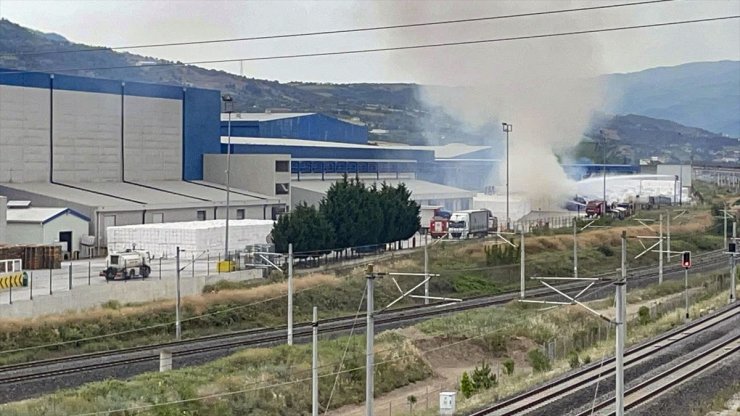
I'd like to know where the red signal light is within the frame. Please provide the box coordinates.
[682,251,691,269]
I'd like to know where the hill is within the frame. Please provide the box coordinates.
[603,61,740,137]
[0,18,737,159]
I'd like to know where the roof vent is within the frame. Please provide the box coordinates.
[7,200,31,209]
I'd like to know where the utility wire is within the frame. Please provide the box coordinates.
[1,15,737,77]
[2,0,673,58]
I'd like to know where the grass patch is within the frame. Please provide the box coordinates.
[0,332,432,416]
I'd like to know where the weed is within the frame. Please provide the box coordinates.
[528,349,551,373]
[502,358,515,376]
[638,306,652,326]
[568,352,581,369]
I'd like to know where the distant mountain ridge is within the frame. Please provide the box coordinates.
[604,60,740,137]
[0,18,738,159]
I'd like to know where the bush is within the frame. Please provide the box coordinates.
[101,300,122,310]
[596,245,615,257]
[582,355,592,364]
[638,305,652,326]
[502,358,515,376]
[568,352,581,369]
[471,362,497,391]
[528,349,552,373]
[460,371,474,399]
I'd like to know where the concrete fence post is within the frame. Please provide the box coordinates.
[159,257,162,280]
[49,268,53,295]
[68,263,72,290]
[8,283,11,304]
[88,261,91,285]
[159,350,173,372]
[29,271,33,300]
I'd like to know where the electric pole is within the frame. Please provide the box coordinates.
[288,243,294,345]
[424,233,429,305]
[365,264,376,416]
[573,220,578,279]
[312,306,319,416]
[175,246,182,341]
[659,214,663,284]
[615,231,627,416]
[520,228,525,298]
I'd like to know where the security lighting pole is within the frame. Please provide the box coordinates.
[222,94,234,260]
[502,122,513,230]
[602,130,607,215]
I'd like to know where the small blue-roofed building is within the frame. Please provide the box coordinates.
[221,112,368,144]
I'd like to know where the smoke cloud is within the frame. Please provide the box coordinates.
[371,1,607,205]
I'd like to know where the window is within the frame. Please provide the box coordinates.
[197,210,206,221]
[236,209,245,220]
[275,160,290,172]
[275,183,290,195]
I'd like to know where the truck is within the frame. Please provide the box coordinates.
[585,200,607,217]
[420,205,444,234]
[429,218,449,239]
[101,249,152,280]
[448,209,491,239]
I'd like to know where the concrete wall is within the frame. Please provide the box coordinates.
[0,270,261,318]
[52,89,122,182]
[657,164,693,188]
[291,187,325,209]
[0,85,51,183]
[204,154,291,206]
[0,196,6,242]
[5,222,44,246]
[123,95,183,181]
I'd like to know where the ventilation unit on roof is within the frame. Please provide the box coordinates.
[7,200,31,209]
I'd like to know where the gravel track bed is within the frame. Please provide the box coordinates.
[525,313,739,416]
[632,353,740,416]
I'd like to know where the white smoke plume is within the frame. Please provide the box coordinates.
[371,1,607,205]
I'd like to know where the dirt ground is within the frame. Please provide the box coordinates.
[326,326,537,416]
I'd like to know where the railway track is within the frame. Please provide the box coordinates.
[0,249,730,396]
[468,302,739,416]
[574,334,740,416]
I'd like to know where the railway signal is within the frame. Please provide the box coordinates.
[682,251,691,269]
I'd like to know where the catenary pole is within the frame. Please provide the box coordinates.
[175,246,182,341]
[365,265,376,416]
[288,243,294,345]
[424,232,429,305]
[615,231,627,416]
[730,222,736,304]
[312,306,319,416]
[659,214,664,284]
[573,219,578,279]
[520,227,525,298]
[666,212,672,261]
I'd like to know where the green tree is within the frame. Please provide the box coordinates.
[528,349,552,373]
[460,371,474,399]
[502,358,515,376]
[471,361,497,391]
[271,203,335,255]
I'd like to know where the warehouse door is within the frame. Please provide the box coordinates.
[59,231,72,253]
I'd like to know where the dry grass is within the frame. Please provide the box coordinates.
[0,273,340,332]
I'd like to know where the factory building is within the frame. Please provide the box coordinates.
[0,69,283,253]
[221,112,367,144]
[214,134,477,211]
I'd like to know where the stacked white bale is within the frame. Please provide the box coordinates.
[107,219,275,258]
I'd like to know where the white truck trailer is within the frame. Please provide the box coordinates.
[449,209,490,239]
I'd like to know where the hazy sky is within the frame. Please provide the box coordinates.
[0,0,738,84]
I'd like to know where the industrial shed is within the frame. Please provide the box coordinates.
[292,179,474,212]
[5,206,90,255]
[221,112,368,144]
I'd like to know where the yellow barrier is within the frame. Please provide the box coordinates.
[0,272,27,289]
[217,260,235,273]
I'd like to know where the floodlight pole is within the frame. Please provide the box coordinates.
[615,231,627,416]
[520,227,526,298]
[502,122,513,230]
[288,243,294,345]
[222,94,234,261]
[424,233,429,305]
[365,265,376,416]
[659,214,664,284]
